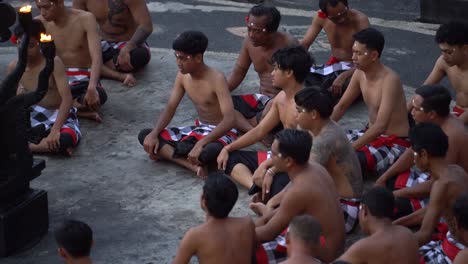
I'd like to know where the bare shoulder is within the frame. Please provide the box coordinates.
[279,32,298,45]
[352,9,369,23]
[383,66,401,81]
[454,249,468,264]
[7,59,18,72]
[447,164,467,177]
[434,55,450,71]
[75,8,96,22]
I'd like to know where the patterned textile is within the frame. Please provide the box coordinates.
[101,40,150,54]
[159,119,238,146]
[394,166,430,211]
[255,230,288,264]
[310,61,353,76]
[65,68,91,85]
[419,231,465,264]
[346,129,410,174]
[232,93,272,119]
[452,106,464,118]
[340,197,360,234]
[30,104,81,140]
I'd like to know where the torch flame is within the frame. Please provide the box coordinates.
[19,5,32,13]
[40,33,53,42]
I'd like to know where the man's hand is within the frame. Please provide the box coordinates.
[123,73,137,87]
[84,86,100,111]
[374,177,387,188]
[44,130,61,152]
[187,141,204,165]
[116,47,134,72]
[329,74,347,96]
[252,165,267,187]
[217,147,230,170]
[143,132,160,160]
[262,170,274,201]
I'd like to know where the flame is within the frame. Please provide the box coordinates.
[40,33,53,42]
[19,5,32,13]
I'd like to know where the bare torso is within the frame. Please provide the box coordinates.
[17,59,61,109]
[441,116,468,171]
[289,162,345,261]
[358,67,409,137]
[193,217,254,264]
[246,33,297,97]
[312,121,363,198]
[80,0,137,42]
[445,64,468,108]
[275,92,300,129]
[182,68,226,125]
[322,9,369,61]
[38,9,93,69]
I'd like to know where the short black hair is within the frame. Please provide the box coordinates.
[248,4,281,32]
[275,129,312,165]
[270,46,314,84]
[288,214,321,246]
[319,0,348,15]
[453,194,468,230]
[361,187,394,219]
[14,19,46,40]
[295,88,333,118]
[435,22,468,46]
[410,122,448,157]
[54,220,93,258]
[415,84,451,117]
[172,30,208,55]
[202,173,239,219]
[353,28,385,57]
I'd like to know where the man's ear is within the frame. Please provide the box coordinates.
[285,69,294,79]
[371,50,379,61]
[194,53,203,63]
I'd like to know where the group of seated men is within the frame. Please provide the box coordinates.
[10,0,468,263]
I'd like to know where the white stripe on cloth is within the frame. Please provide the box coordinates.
[161,120,238,145]
[310,62,353,75]
[340,197,360,234]
[419,231,466,264]
[65,68,91,85]
[30,105,81,137]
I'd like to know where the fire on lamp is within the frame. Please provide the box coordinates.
[19,5,32,13]
[40,33,52,42]
[18,4,32,27]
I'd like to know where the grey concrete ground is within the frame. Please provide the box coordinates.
[1,0,445,263]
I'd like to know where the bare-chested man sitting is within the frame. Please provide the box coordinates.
[282,215,322,264]
[301,0,369,101]
[415,22,468,125]
[172,173,255,264]
[138,31,235,177]
[254,88,363,234]
[35,0,107,122]
[331,28,410,176]
[392,123,468,263]
[73,0,153,87]
[376,85,468,219]
[253,129,345,263]
[336,187,419,264]
[217,46,312,192]
[229,4,297,132]
[8,20,80,156]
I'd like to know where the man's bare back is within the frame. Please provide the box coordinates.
[173,217,255,264]
[440,116,468,172]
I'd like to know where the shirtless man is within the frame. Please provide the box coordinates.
[331,28,410,176]
[282,215,322,264]
[172,173,255,264]
[301,0,369,100]
[453,195,468,264]
[376,85,468,218]
[253,129,344,263]
[392,123,468,263]
[255,88,362,234]
[8,19,80,155]
[217,46,313,190]
[229,4,297,132]
[336,187,419,264]
[55,220,94,264]
[420,22,468,125]
[35,0,107,122]
[138,31,235,177]
[72,0,153,87]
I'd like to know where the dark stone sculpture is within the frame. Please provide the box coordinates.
[0,1,52,257]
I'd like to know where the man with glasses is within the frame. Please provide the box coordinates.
[336,187,420,264]
[376,85,468,218]
[8,19,81,156]
[228,4,297,133]
[138,31,236,178]
[301,0,369,101]
[331,28,410,177]
[419,22,468,125]
[253,129,344,263]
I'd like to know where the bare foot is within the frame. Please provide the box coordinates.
[77,111,102,123]
[123,73,136,87]
[249,202,267,216]
[196,166,208,179]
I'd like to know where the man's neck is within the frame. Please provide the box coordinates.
[66,257,92,264]
[288,243,320,263]
[288,163,309,181]
[363,61,384,80]
[456,56,468,71]
[261,33,278,51]
[430,114,450,127]
[190,63,208,79]
[427,157,448,180]
[283,82,303,98]
[52,8,69,26]
[308,118,330,137]
[366,218,393,236]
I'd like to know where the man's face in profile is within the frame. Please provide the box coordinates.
[326,2,349,25]
[246,15,271,47]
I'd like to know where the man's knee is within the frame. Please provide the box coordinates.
[138,128,153,146]
[130,47,151,71]
[199,142,224,165]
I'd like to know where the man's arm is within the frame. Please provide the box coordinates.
[227,38,251,91]
[72,0,87,10]
[414,181,446,246]
[171,228,198,264]
[331,70,362,121]
[351,74,401,150]
[81,12,103,110]
[393,180,433,199]
[376,148,414,186]
[393,207,427,227]
[336,239,368,264]
[423,56,447,85]
[300,14,324,50]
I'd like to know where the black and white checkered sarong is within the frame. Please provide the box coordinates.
[255,230,288,264]
[419,231,465,264]
[30,105,81,138]
[340,197,360,234]
[310,62,352,76]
